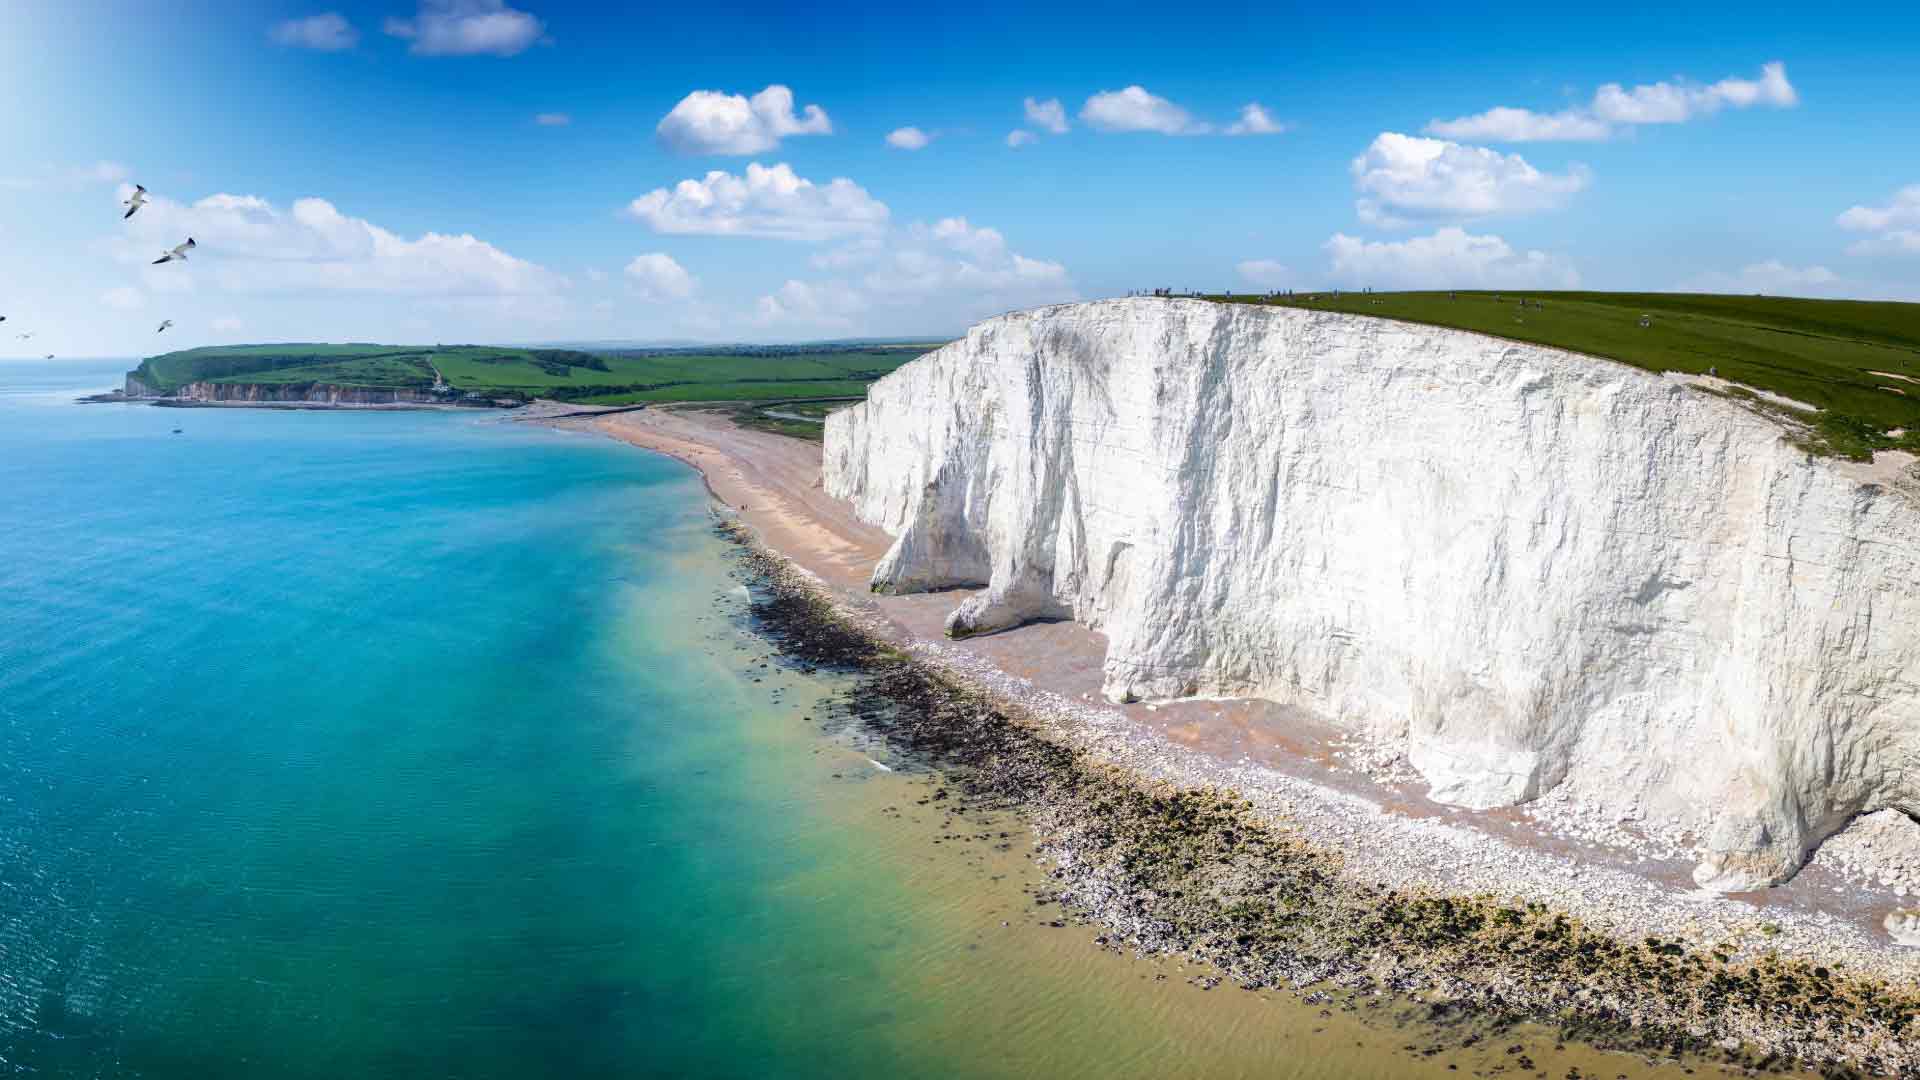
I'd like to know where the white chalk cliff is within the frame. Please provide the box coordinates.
[823,298,1920,893]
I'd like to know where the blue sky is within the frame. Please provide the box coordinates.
[4,0,1920,357]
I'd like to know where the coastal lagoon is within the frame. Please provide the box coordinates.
[0,366,1706,1078]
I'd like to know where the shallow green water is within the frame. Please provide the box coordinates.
[0,367,1709,1078]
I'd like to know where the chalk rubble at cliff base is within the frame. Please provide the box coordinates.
[725,533,1920,1075]
[823,298,1920,903]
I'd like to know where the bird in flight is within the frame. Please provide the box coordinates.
[157,319,174,333]
[153,238,195,265]
[17,332,33,340]
[123,184,149,220]
[43,354,54,360]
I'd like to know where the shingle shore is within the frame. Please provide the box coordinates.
[722,524,1920,1077]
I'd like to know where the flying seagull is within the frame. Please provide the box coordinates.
[123,184,148,220]
[18,332,33,339]
[156,319,174,333]
[152,237,195,265]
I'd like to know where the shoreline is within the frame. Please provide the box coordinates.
[80,392,644,420]
[560,403,1920,1073]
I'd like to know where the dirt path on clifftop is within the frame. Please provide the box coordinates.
[564,403,1920,980]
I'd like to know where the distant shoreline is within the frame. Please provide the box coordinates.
[78,390,638,420]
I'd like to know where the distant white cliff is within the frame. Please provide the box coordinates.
[823,298,1920,893]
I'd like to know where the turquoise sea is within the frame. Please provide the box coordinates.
[0,365,1701,1080]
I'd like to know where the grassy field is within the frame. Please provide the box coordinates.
[1207,290,1920,459]
[201,354,439,388]
[131,344,434,391]
[727,397,862,442]
[129,343,934,404]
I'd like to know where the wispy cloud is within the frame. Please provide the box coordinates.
[1024,97,1069,134]
[1235,259,1292,287]
[885,126,932,150]
[270,13,358,51]
[1681,259,1843,296]
[383,0,545,58]
[113,186,563,296]
[1426,61,1798,142]
[534,112,570,126]
[1224,104,1286,136]
[1078,86,1286,137]
[757,216,1074,333]
[1838,185,1920,256]
[1324,227,1579,289]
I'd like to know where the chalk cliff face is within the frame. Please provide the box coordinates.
[126,377,445,406]
[823,298,1920,892]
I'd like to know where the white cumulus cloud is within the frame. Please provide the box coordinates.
[271,13,358,51]
[1427,61,1797,142]
[114,185,563,296]
[1235,259,1292,287]
[656,85,832,156]
[1351,132,1589,227]
[1324,227,1579,289]
[383,0,544,57]
[624,253,697,301]
[1081,86,1208,135]
[885,126,932,150]
[1024,97,1069,134]
[1005,130,1038,149]
[623,162,888,242]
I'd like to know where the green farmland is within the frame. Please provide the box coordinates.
[128,342,935,405]
[1207,290,1920,460]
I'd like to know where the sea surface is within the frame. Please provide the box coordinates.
[0,364,1704,1078]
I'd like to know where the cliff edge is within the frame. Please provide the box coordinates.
[823,297,1920,893]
